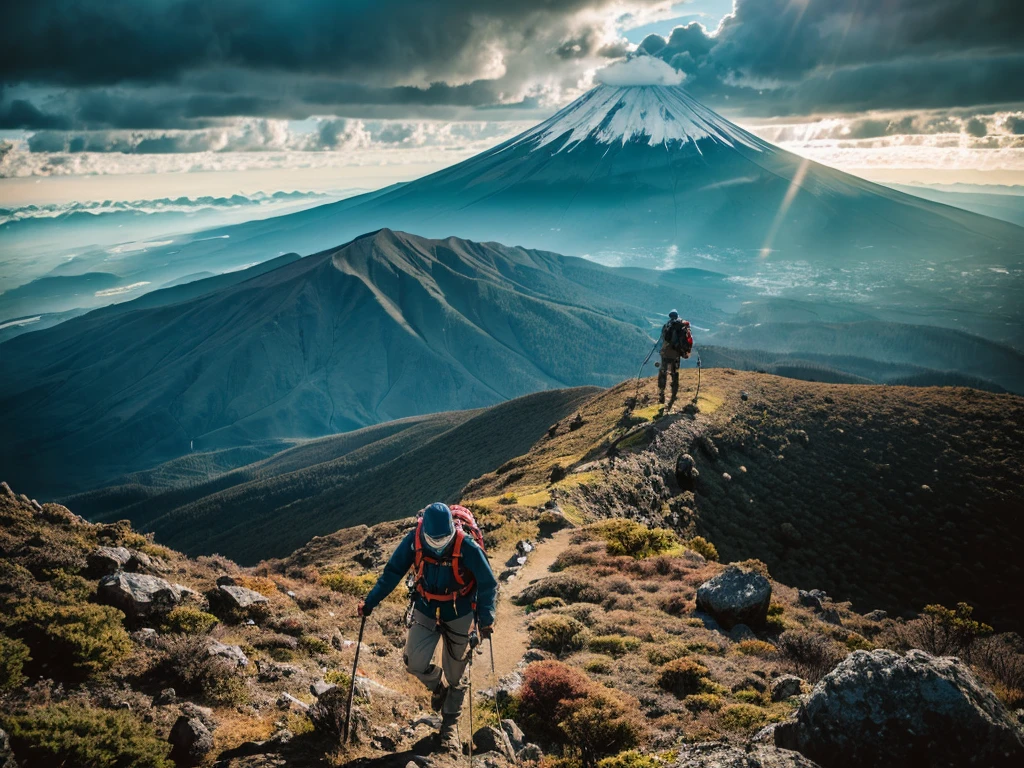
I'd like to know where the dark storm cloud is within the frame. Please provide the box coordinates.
[645,0,1024,115]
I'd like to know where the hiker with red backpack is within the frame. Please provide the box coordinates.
[358,502,497,754]
[658,310,693,404]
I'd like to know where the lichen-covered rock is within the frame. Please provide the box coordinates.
[771,675,804,702]
[501,719,525,752]
[217,584,270,610]
[676,743,821,767]
[473,725,516,759]
[696,565,772,630]
[97,572,181,618]
[207,640,249,668]
[86,546,131,577]
[169,716,214,766]
[774,649,1024,767]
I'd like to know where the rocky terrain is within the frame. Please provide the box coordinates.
[1,371,1022,768]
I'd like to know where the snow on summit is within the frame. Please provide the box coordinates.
[513,83,767,153]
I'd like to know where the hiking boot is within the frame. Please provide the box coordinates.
[431,680,448,712]
[438,716,461,754]
[658,390,665,404]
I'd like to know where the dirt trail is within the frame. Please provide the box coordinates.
[471,528,573,687]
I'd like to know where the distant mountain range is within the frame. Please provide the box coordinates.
[0,229,719,497]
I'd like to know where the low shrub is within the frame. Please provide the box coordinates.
[646,642,689,665]
[516,575,606,606]
[659,594,690,617]
[162,606,218,635]
[321,571,376,597]
[518,660,593,744]
[593,520,676,560]
[531,597,567,612]
[498,494,519,506]
[0,634,30,692]
[777,630,846,683]
[733,688,768,705]
[530,615,588,657]
[588,635,641,658]
[596,750,662,768]
[733,640,777,658]
[159,637,249,705]
[11,600,132,679]
[685,537,719,562]
[656,658,715,697]
[5,702,173,768]
[324,669,352,688]
[559,689,647,768]
[683,693,724,713]
[719,703,768,732]
[584,657,612,674]
[299,635,332,655]
[914,603,992,660]
[973,633,1024,708]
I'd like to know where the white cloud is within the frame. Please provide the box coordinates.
[595,55,685,86]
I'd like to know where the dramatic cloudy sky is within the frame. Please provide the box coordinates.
[1,0,1022,202]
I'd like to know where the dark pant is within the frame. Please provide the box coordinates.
[658,355,680,394]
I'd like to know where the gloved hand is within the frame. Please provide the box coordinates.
[479,624,493,640]
[358,601,372,617]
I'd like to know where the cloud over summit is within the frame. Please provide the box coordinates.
[596,56,684,87]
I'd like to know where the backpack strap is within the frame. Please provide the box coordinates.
[413,522,475,603]
[451,527,466,587]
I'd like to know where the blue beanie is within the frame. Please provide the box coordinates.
[669,310,679,320]
[423,502,453,539]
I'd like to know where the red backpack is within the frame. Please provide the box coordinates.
[413,504,487,603]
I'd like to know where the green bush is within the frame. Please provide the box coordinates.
[733,640,777,658]
[530,596,566,612]
[597,750,662,768]
[320,571,376,597]
[560,689,647,768]
[645,642,689,665]
[529,615,588,657]
[584,657,612,674]
[719,703,768,732]
[683,693,724,713]
[12,600,131,678]
[5,703,173,768]
[685,536,719,562]
[656,658,715,698]
[299,635,332,655]
[162,606,217,635]
[733,688,768,705]
[0,634,31,692]
[919,603,993,659]
[587,635,641,658]
[593,520,676,559]
[498,494,519,505]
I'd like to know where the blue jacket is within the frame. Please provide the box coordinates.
[362,527,498,627]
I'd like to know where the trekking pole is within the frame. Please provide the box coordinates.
[343,615,367,745]
[488,637,503,727]
[692,349,702,405]
[467,628,480,768]
[631,336,661,408]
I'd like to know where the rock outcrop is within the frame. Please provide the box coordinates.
[86,546,131,577]
[169,715,214,766]
[774,649,1024,767]
[676,743,821,767]
[97,572,181,618]
[770,675,804,702]
[696,566,772,630]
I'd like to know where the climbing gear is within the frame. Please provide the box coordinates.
[343,615,367,744]
[466,625,480,767]
[413,505,486,604]
[489,637,503,727]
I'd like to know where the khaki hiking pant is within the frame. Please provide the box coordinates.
[404,609,474,717]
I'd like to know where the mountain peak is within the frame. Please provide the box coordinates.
[510,84,768,153]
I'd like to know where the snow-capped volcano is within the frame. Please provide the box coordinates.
[87,83,1022,276]
[511,85,768,152]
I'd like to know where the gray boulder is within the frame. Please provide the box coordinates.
[518,744,544,762]
[729,623,757,642]
[169,716,214,766]
[676,743,821,767]
[126,549,153,572]
[473,725,516,759]
[797,590,822,611]
[501,719,525,752]
[863,610,887,622]
[696,566,772,630]
[86,546,131,577]
[98,572,181,618]
[771,675,804,702]
[207,640,249,668]
[675,453,699,491]
[774,649,1024,767]
[218,584,269,609]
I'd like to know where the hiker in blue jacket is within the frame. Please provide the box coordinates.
[359,502,497,753]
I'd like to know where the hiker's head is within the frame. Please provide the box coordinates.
[422,502,455,554]
[668,310,679,320]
